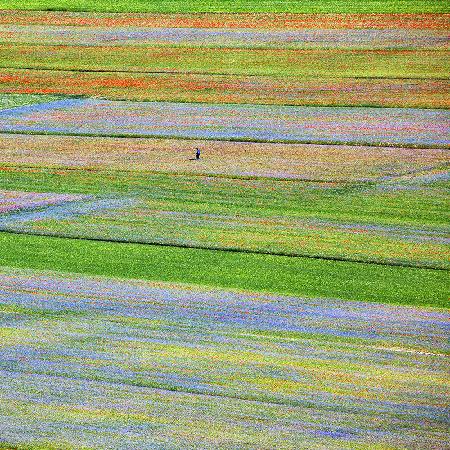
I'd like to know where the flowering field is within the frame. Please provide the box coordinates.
[0,267,448,449]
[2,11,448,29]
[1,133,448,180]
[0,4,448,449]
[1,98,448,147]
[0,11,447,108]
[2,69,448,108]
[0,190,87,213]
[0,167,448,270]
[2,25,448,49]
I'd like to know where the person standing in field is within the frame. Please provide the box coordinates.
[196,148,201,160]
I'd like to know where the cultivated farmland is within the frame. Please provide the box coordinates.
[1,99,448,146]
[0,2,448,449]
[0,268,448,449]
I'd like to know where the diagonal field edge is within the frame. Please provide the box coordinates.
[1,161,448,184]
[0,230,448,307]
[0,65,449,81]
[0,228,447,272]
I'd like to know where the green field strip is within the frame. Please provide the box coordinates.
[0,44,447,79]
[0,129,447,150]
[1,166,446,270]
[1,87,448,111]
[2,66,449,81]
[0,166,447,229]
[0,0,448,13]
[1,228,447,271]
[0,162,350,184]
[0,231,448,308]
[0,93,66,110]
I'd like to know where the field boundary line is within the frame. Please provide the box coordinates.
[0,64,449,81]
[0,229,447,272]
[0,162,362,184]
[3,162,449,184]
[0,366,381,415]
[4,66,450,82]
[1,40,448,52]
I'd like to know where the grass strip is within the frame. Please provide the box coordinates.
[0,0,448,13]
[0,231,447,308]
[0,93,66,110]
[0,44,447,79]
[1,228,447,271]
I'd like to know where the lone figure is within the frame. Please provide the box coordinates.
[195,148,201,160]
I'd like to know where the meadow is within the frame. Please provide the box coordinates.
[0,3,448,449]
[0,167,448,272]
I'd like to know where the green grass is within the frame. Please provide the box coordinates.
[1,167,447,229]
[0,0,447,13]
[0,231,448,308]
[0,45,447,79]
[0,93,64,110]
[1,163,448,270]
[0,167,448,303]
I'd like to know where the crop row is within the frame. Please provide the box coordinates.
[1,11,448,30]
[2,25,447,49]
[0,0,448,14]
[2,69,448,108]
